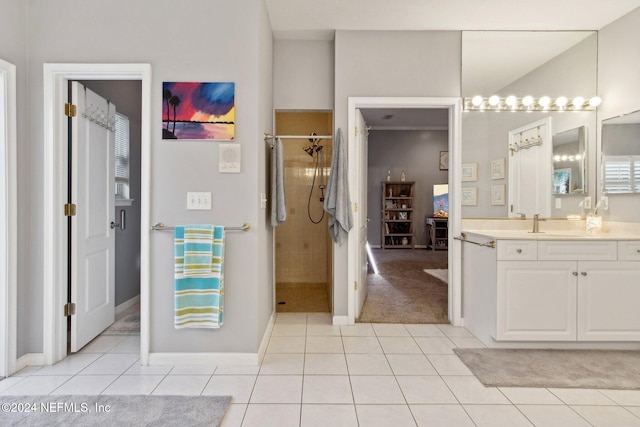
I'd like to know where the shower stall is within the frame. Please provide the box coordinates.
[274,111,333,312]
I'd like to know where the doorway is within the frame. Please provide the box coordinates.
[42,64,151,366]
[274,110,333,313]
[358,117,450,324]
[346,97,463,326]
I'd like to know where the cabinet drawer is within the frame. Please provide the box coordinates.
[619,241,640,261]
[497,240,538,260]
[538,241,617,261]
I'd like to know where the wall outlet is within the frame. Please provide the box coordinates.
[583,196,592,210]
[600,196,609,211]
[187,192,212,210]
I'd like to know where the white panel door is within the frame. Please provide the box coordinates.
[355,110,368,318]
[577,261,640,341]
[70,82,116,352]
[497,260,577,341]
[507,118,552,218]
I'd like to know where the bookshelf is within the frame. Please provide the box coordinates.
[381,181,415,249]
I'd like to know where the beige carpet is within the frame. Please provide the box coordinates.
[454,348,640,390]
[357,249,448,324]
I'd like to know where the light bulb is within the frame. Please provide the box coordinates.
[471,96,483,107]
[538,96,551,108]
[505,95,517,107]
[556,96,568,107]
[572,96,585,108]
[522,95,534,107]
[488,95,500,106]
[575,154,582,160]
[589,96,602,107]
[561,155,568,161]
[554,155,561,161]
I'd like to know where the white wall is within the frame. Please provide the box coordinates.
[0,0,29,356]
[598,6,640,222]
[274,40,334,110]
[333,30,461,316]
[17,0,273,357]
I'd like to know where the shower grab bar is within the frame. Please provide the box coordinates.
[151,222,251,232]
[454,233,496,249]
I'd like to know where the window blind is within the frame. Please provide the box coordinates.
[114,113,129,197]
[602,155,640,193]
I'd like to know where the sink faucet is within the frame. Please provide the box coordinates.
[531,214,546,233]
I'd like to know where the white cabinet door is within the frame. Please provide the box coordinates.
[577,261,640,341]
[497,261,577,341]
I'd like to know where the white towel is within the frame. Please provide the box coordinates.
[271,137,287,226]
[324,128,353,244]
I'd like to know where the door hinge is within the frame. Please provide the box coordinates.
[64,103,77,118]
[355,126,358,137]
[354,281,358,290]
[510,204,513,213]
[354,202,358,213]
[64,302,76,316]
[64,203,77,217]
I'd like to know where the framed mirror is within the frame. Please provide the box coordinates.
[552,126,587,195]
[461,31,598,218]
[601,110,640,194]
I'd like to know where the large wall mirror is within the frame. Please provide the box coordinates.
[601,110,640,194]
[461,31,598,219]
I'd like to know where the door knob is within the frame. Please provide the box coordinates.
[110,221,120,229]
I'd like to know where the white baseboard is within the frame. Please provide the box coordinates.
[116,295,140,316]
[332,315,349,326]
[148,352,259,366]
[15,353,46,372]
[257,311,276,362]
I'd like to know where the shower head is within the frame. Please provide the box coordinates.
[303,146,315,157]
[303,143,323,157]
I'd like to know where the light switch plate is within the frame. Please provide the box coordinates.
[583,196,592,210]
[555,198,561,209]
[187,192,212,210]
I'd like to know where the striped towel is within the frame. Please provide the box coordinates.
[174,225,225,328]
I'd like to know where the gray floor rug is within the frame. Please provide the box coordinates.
[0,395,231,427]
[454,348,640,390]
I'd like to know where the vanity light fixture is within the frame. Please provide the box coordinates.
[464,95,600,111]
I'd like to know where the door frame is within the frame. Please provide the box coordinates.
[346,97,463,326]
[43,63,151,365]
[0,58,17,377]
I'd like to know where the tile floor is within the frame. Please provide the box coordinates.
[3,313,640,426]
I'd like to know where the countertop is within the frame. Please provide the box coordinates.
[462,229,640,241]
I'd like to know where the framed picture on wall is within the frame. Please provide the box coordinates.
[439,151,449,170]
[461,187,477,206]
[491,184,506,205]
[461,163,478,181]
[491,158,505,180]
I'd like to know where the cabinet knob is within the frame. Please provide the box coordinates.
[516,249,522,253]
[581,272,588,276]
[573,272,578,276]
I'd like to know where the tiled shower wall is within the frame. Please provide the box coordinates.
[275,111,333,310]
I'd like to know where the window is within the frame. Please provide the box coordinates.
[114,112,130,201]
[602,155,640,193]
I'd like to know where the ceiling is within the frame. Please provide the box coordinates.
[265,0,640,129]
[265,0,640,40]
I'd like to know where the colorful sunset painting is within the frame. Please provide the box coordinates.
[162,82,235,140]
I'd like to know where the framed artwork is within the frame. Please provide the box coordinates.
[439,151,449,170]
[491,158,505,180]
[162,82,235,140]
[491,184,506,205]
[461,163,478,181]
[461,187,477,206]
[553,168,571,194]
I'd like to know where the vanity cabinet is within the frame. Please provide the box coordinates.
[495,240,640,342]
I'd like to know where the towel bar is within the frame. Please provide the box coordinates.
[151,223,250,232]
[454,233,496,249]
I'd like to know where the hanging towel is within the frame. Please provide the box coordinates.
[270,137,287,226]
[174,225,225,328]
[324,128,353,244]
[183,224,214,277]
